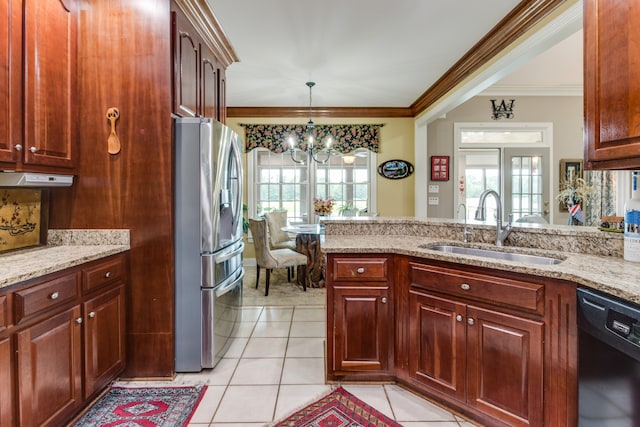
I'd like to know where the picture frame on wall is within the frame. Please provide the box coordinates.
[431,156,449,181]
[559,158,584,211]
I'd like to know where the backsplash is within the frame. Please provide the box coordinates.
[0,189,45,252]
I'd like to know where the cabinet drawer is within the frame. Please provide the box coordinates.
[409,262,544,315]
[82,255,126,293]
[14,273,79,323]
[332,257,389,282]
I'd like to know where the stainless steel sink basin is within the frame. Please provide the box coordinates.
[425,245,563,265]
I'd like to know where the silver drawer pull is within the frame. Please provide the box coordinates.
[460,283,470,291]
[356,267,365,274]
[104,271,111,278]
[50,292,59,300]
[14,144,22,151]
[467,317,475,326]
[381,297,387,304]
[75,317,83,324]
[456,314,463,322]
[88,312,96,318]
[29,146,37,153]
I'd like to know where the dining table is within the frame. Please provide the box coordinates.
[281,224,325,289]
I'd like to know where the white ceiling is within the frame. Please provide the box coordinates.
[207,0,583,109]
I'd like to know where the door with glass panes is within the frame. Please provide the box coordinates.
[504,147,550,223]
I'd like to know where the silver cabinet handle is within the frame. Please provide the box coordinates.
[456,314,463,322]
[460,283,470,291]
[88,312,96,318]
[467,317,475,326]
[14,144,22,151]
[356,267,365,274]
[50,292,59,300]
[76,317,83,324]
[381,297,388,304]
[104,271,111,278]
[29,147,37,153]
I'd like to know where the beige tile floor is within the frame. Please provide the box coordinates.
[118,269,478,426]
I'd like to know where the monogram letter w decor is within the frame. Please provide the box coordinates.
[490,99,515,120]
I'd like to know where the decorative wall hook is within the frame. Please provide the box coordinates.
[106,107,121,154]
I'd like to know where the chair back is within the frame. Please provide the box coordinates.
[248,218,278,268]
[264,210,291,248]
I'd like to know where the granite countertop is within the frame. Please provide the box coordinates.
[322,217,640,305]
[0,229,130,289]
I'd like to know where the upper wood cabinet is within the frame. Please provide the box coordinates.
[0,0,76,172]
[0,0,22,165]
[584,0,640,169]
[171,1,229,122]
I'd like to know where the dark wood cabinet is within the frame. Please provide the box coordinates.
[83,285,126,400]
[0,0,76,172]
[0,335,13,427]
[466,305,543,427]
[16,305,83,427]
[327,255,394,381]
[171,2,225,121]
[584,0,640,169]
[408,289,466,401]
[0,0,22,165]
[1,253,128,427]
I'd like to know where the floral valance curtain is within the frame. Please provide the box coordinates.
[241,124,383,154]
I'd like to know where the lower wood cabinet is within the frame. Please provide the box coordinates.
[83,285,126,400]
[1,252,128,427]
[16,306,83,427]
[327,255,394,382]
[326,253,577,427]
[0,335,13,427]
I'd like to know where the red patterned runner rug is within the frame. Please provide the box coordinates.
[273,386,403,427]
[72,385,206,426]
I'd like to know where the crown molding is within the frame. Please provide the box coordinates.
[226,106,413,118]
[410,0,568,116]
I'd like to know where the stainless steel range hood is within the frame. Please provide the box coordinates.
[0,172,74,187]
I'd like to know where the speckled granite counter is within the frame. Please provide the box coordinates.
[0,229,130,289]
[322,217,640,304]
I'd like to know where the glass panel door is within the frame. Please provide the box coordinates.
[504,147,550,223]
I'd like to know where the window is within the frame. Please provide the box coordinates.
[247,149,376,224]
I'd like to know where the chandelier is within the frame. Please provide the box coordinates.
[287,82,333,164]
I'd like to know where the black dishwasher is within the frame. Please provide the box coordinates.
[578,288,640,426]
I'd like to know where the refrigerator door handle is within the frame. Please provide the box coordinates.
[216,268,245,297]
[213,241,244,263]
[230,137,244,234]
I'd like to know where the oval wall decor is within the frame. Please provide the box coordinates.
[377,159,414,180]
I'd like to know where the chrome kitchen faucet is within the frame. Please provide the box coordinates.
[474,190,512,246]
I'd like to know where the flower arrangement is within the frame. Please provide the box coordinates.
[556,177,597,225]
[313,197,335,216]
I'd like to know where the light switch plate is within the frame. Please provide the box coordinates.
[428,197,439,205]
[428,184,439,193]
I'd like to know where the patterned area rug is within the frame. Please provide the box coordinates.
[272,387,403,427]
[72,385,206,426]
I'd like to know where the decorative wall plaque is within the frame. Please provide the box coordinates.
[0,189,45,252]
[377,159,414,180]
[430,156,450,181]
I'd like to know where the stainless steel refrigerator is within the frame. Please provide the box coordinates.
[174,117,244,372]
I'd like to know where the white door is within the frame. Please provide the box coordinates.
[504,147,550,223]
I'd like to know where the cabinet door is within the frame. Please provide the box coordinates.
[332,286,391,372]
[201,44,220,120]
[408,288,466,402]
[584,0,640,169]
[83,285,126,400]
[0,0,21,165]
[16,305,82,427]
[0,336,13,427]
[171,9,200,117]
[23,0,76,170]
[466,305,543,427]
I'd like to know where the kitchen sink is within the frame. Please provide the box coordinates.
[424,244,564,265]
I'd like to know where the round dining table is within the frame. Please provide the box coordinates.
[281,224,325,289]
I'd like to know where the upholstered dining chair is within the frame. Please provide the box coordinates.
[264,210,297,251]
[248,218,307,296]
